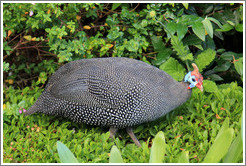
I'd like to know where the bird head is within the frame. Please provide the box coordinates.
[184,63,203,92]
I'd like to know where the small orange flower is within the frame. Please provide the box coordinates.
[83,25,91,30]
[216,114,221,119]
[220,107,225,110]
[76,15,81,20]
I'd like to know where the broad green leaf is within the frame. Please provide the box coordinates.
[194,48,216,72]
[183,34,202,46]
[203,128,234,163]
[159,57,186,81]
[149,131,166,163]
[112,3,121,10]
[208,74,223,81]
[166,22,177,39]
[215,117,229,142]
[207,17,223,28]
[203,80,218,93]
[151,36,172,65]
[235,24,243,32]
[177,23,187,41]
[194,45,203,50]
[220,51,243,60]
[57,141,79,163]
[109,145,124,163]
[234,57,243,77]
[182,3,188,9]
[151,35,165,51]
[216,24,233,32]
[223,134,243,163]
[202,18,213,38]
[192,21,205,41]
[213,62,231,72]
[177,151,189,163]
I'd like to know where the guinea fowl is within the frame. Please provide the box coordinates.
[25,57,203,147]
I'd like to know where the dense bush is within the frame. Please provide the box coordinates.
[3,3,243,163]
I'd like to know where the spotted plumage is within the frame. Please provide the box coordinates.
[26,57,203,146]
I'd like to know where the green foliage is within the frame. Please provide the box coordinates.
[159,57,186,81]
[223,132,243,163]
[177,151,189,163]
[3,61,10,72]
[203,80,218,93]
[195,48,216,72]
[149,131,166,163]
[57,141,79,163]
[203,122,234,163]
[109,145,124,163]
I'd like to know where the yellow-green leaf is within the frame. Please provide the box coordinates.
[109,145,124,163]
[203,128,234,163]
[24,35,32,41]
[149,131,166,163]
[194,48,216,72]
[202,17,213,38]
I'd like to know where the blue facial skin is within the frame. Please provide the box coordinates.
[184,72,198,89]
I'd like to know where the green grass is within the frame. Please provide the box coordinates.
[3,82,243,163]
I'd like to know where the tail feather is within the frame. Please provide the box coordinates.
[24,101,40,116]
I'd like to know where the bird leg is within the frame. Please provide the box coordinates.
[126,128,141,147]
[109,127,118,139]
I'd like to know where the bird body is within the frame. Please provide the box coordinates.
[26,57,203,146]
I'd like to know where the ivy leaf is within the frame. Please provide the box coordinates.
[202,17,213,38]
[192,21,205,41]
[194,48,216,72]
[159,57,186,81]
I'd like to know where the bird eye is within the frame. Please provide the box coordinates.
[192,78,196,82]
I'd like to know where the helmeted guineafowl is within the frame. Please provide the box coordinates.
[25,57,203,147]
